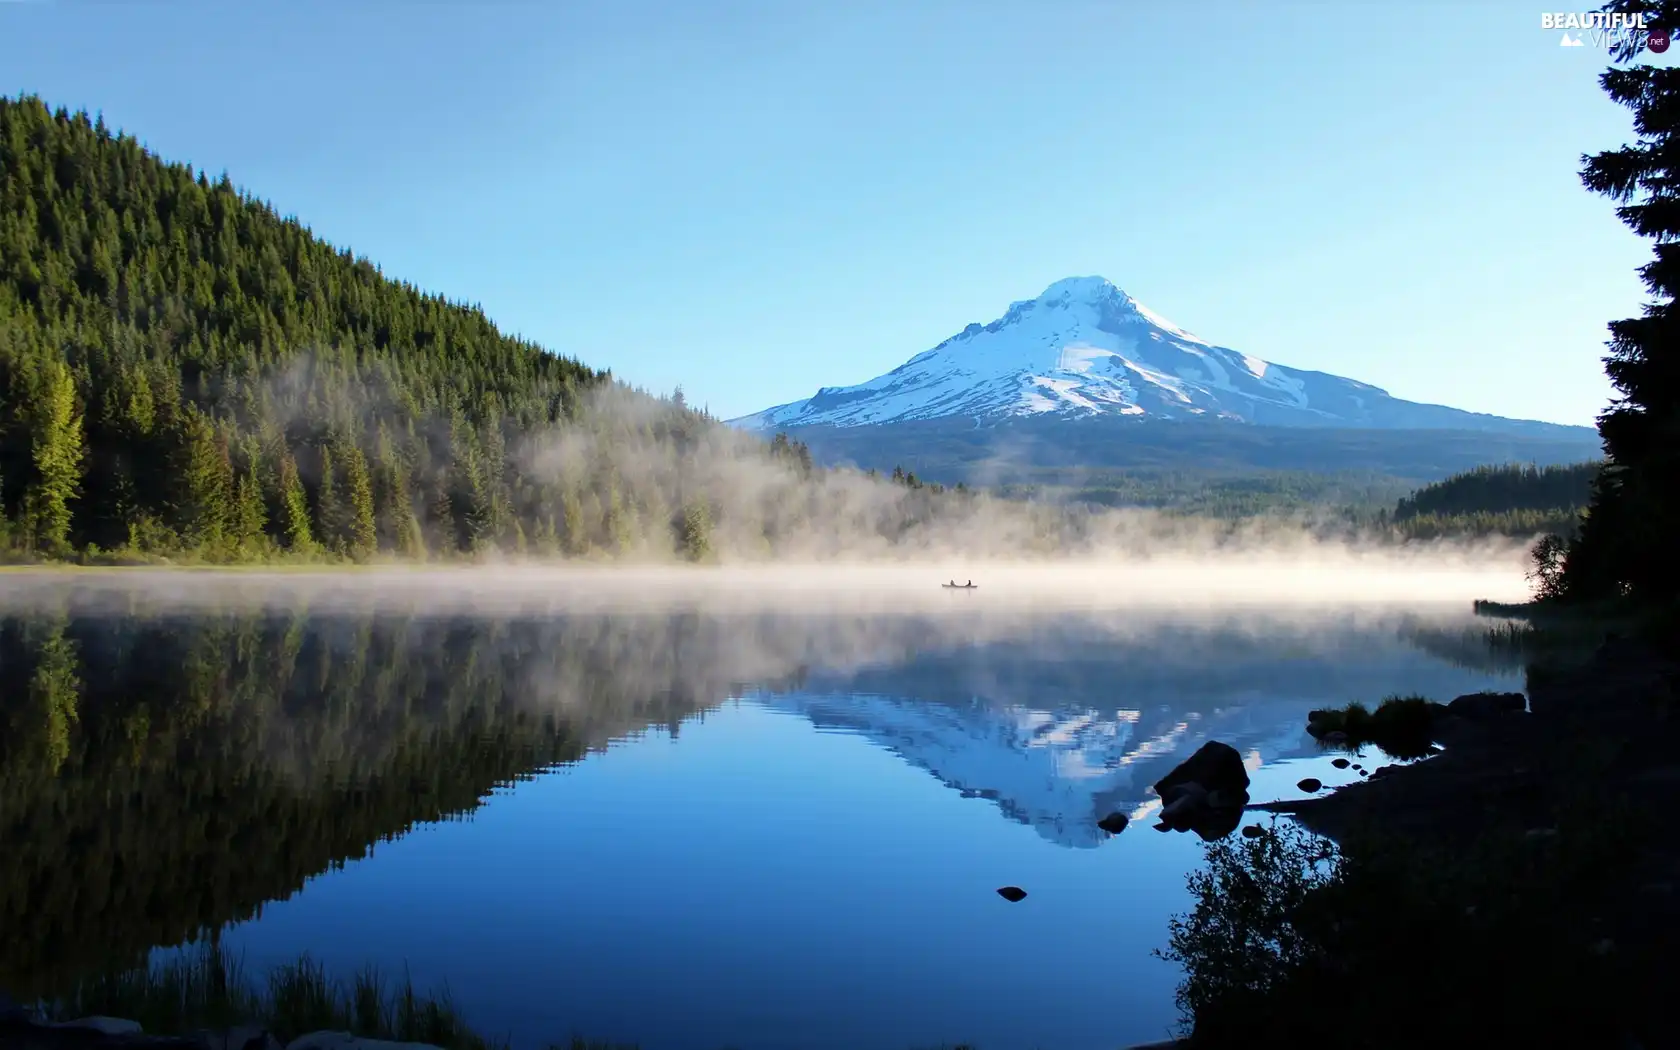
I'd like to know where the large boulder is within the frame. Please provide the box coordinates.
[1445,691,1527,720]
[1151,741,1251,841]
[1153,741,1250,799]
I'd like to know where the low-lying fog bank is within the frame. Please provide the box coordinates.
[0,544,1533,615]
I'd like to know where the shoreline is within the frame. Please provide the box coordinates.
[1246,631,1680,988]
[1248,632,1678,844]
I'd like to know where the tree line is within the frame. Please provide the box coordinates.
[1382,461,1598,542]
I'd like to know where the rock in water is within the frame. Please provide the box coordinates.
[1097,812,1129,834]
[996,886,1027,902]
[1331,758,1350,769]
[1153,740,1250,799]
[1446,691,1527,720]
[1297,778,1323,792]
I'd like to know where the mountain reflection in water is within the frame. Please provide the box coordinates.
[0,577,1522,1050]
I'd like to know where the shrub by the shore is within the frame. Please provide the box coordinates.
[1305,695,1439,760]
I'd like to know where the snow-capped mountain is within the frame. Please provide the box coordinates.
[732,276,1566,433]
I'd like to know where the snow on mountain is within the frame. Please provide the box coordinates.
[731,276,1547,432]
[754,689,1321,848]
[745,627,1523,848]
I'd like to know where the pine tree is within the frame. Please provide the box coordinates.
[679,498,712,562]
[315,445,343,553]
[172,407,232,553]
[343,444,377,559]
[1554,6,1680,605]
[560,483,585,556]
[23,360,84,554]
[278,454,317,555]
[233,462,268,553]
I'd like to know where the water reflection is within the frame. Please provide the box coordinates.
[0,578,1520,1049]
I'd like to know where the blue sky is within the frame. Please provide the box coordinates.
[0,1,1657,426]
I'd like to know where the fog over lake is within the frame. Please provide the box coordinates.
[0,565,1526,1049]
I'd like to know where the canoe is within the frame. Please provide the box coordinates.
[941,584,978,589]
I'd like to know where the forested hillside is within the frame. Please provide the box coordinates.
[0,95,986,562]
[1386,462,1599,541]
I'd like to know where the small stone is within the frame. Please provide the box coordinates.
[1297,778,1323,792]
[997,886,1027,902]
[1096,812,1129,835]
[1358,769,1368,777]
[1331,758,1350,769]
[1241,824,1265,838]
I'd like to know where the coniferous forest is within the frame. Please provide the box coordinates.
[0,94,978,564]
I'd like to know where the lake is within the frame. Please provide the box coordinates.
[0,568,1526,1050]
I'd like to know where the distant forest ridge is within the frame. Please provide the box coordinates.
[1385,461,1600,541]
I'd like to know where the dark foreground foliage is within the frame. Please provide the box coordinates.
[1544,6,1680,608]
[1159,812,1654,1049]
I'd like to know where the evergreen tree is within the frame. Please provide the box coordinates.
[1554,6,1680,605]
[343,445,377,560]
[679,498,712,562]
[277,454,316,555]
[172,407,232,552]
[23,360,84,554]
[315,445,343,554]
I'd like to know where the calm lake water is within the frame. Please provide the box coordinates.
[0,572,1524,1050]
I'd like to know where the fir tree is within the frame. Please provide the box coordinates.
[1553,5,1680,605]
[278,454,316,555]
[344,445,377,560]
[23,360,84,554]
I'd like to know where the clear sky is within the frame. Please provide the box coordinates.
[0,0,1658,426]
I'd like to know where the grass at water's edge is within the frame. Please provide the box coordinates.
[32,943,984,1050]
[35,944,536,1050]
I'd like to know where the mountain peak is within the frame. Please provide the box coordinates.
[1034,275,1126,303]
[728,276,1569,434]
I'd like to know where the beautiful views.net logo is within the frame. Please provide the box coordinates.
[1543,10,1671,52]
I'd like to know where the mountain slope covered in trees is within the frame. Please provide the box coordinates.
[12,95,1247,563]
[0,94,611,559]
